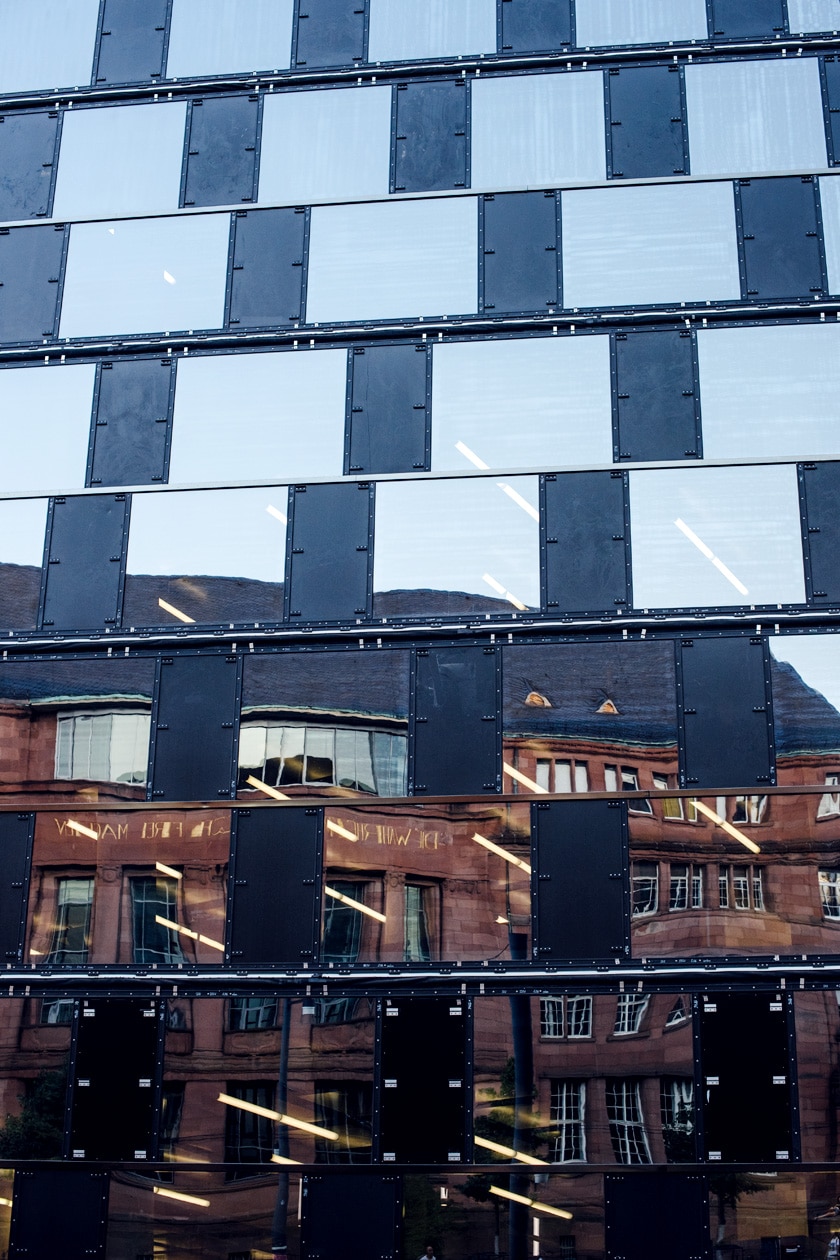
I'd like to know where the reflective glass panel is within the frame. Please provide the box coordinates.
[0,0,99,94]
[25,809,229,965]
[169,349,348,485]
[123,487,287,626]
[820,176,840,294]
[166,0,294,77]
[59,215,230,340]
[697,324,840,459]
[52,102,187,221]
[322,802,531,963]
[431,334,612,471]
[629,465,805,608]
[788,0,840,31]
[373,475,540,616]
[795,995,840,1161]
[165,996,374,1164]
[770,634,840,787]
[259,86,392,205]
[0,657,154,805]
[0,498,48,630]
[475,994,694,1164]
[562,183,740,308]
[503,642,679,796]
[470,72,606,190]
[0,998,69,1158]
[575,0,708,46]
[685,59,827,177]
[367,0,496,62]
[239,650,410,799]
[306,198,478,324]
[0,363,95,493]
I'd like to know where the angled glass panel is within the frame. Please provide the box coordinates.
[431,334,612,471]
[470,71,606,190]
[166,0,294,77]
[0,0,99,94]
[0,363,95,493]
[685,58,827,177]
[503,641,679,795]
[575,0,708,46]
[367,0,496,62]
[306,198,477,324]
[26,809,229,965]
[373,475,540,616]
[698,324,840,459]
[123,486,287,626]
[770,634,840,788]
[52,102,187,221]
[259,86,392,205]
[820,176,840,294]
[562,182,740,308]
[0,498,48,630]
[0,1001,69,1159]
[0,657,154,805]
[788,0,840,31]
[239,650,410,799]
[59,215,229,341]
[322,802,531,963]
[629,465,805,609]
[169,349,347,484]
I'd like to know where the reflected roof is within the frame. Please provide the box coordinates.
[0,659,154,705]
[770,656,840,756]
[241,653,409,721]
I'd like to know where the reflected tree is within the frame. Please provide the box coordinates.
[0,1067,66,1159]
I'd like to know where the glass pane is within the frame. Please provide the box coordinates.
[470,71,606,190]
[166,0,294,77]
[795,998,840,1162]
[25,809,230,965]
[629,465,805,609]
[0,657,155,804]
[239,650,410,799]
[820,176,840,294]
[502,641,679,796]
[788,0,840,31]
[0,363,95,493]
[697,323,840,459]
[373,475,540,616]
[59,215,229,341]
[770,634,840,787]
[0,498,48,630]
[52,102,187,220]
[306,198,477,324]
[322,801,531,963]
[575,0,708,46]
[685,58,827,177]
[0,999,69,1158]
[123,487,287,626]
[0,0,99,94]
[169,349,347,484]
[259,86,392,205]
[562,182,740,308]
[367,0,496,62]
[431,334,612,471]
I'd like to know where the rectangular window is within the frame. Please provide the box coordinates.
[606,1080,652,1165]
[540,997,564,1038]
[228,997,278,1031]
[732,795,768,825]
[719,865,765,912]
[660,1077,695,1161]
[550,1081,586,1163]
[404,883,433,962]
[239,723,407,797]
[314,1082,373,1163]
[606,764,651,811]
[653,773,691,820]
[46,877,93,965]
[130,876,186,965]
[567,995,593,1039]
[631,862,658,917]
[818,774,840,818]
[56,712,150,785]
[40,997,74,1025]
[614,994,650,1036]
[669,865,703,912]
[322,879,367,963]
[820,871,840,920]
[537,759,589,793]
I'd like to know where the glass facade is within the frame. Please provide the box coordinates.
[1,3,839,1256]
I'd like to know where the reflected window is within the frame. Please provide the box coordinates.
[666,997,689,1028]
[606,1080,652,1164]
[653,775,693,821]
[550,1081,586,1163]
[540,997,564,1038]
[660,1078,694,1162]
[540,996,592,1038]
[228,997,278,1031]
[669,865,703,912]
[732,795,768,825]
[40,998,74,1025]
[159,1083,185,1174]
[818,775,840,818]
[537,759,589,794]
[404,883,434,962]
[632,862,658,917]
[224,1082,274,1170]
[614,994,650,1036]
[719,865,764,912]
[820,871,840,920]
[239,723,406,795]
[130,876,186,965]
[45,877,93,965]
[605,765,652,813]
[322,879,368,963]
[314,1083,372,1163]
[55,712,150,785]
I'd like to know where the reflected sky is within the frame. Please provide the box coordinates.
[166,0,294,77]
[820,177,840,294]
[574,0,708,45]
[0,364,94,494]
[0,0,99,94]
[770,635,840,714]
[367,0,496,61]
[0,498,48,566]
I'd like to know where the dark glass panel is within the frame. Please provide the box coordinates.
[615,330,699,462]
[482,191,559,314]
[680,637,772,789]
[295,0,366,67]
[41,495,128,631]
[183,95,259,208]
[0,112,59,221]
[0,224,64,344]
[0,997,71,1160]
[69,998,159,1160]
[393,80,467,194]
[286,483,372,622]
[348,344,429,475]
[89,358,173,488]
[710,0,785,37]
[94,0,168,84]
[607,65,686,179]
[228,208,307,330]
[500,0,573,50]
[230,807,319,965]
[739,176,824,301]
